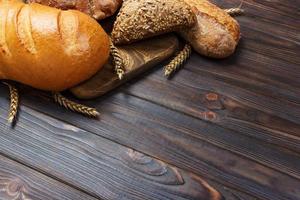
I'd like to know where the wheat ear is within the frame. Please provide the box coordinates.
[53,92,99,118]
[225,8,244,16]
[164,44,192,77]
[3,82,19,123]
[110,40,125,80]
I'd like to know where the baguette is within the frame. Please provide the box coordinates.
[0,0,110,91]
[179,0,240,58]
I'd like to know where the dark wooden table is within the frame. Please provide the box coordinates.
[0,1,299,199]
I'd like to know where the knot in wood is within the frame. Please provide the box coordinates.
[125,150,185,185]
[204,111,217,121]
[6,178,26,196]
[127,149,153,164]
[205,93,219,101]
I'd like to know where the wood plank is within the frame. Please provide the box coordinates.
[181,63,300,124]
[121,71,300,153]
[183,51,300,103]
[214,0,299,25]
[0,93,223,200]
[70,34,179,99]
[16,87,300,200]
[0,155,97,200]
[206,181,260,200]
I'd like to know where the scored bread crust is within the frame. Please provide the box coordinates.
[179,0,240,58]
[0,0,110,91]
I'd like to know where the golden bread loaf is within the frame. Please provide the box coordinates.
[0,0,110,91]
[179,0,240,58]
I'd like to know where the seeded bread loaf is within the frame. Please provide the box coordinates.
[111,0,196,45]
[179,0,240,58]
[26,0,123,20]
[0,0,110,91]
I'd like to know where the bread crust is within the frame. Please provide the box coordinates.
[0,0,110,91]
[111,0,196,45]
[179,0,240,58]
[191,0,240,41]
[26,0,123,20]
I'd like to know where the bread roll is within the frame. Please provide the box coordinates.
[26,0,123,20]
[0,0,110,91]
[179,0,240,58]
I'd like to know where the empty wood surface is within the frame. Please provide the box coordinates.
[0,155,97,200]
[0,0,299,200]
[0,99,225,200]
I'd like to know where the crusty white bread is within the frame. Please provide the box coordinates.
[179,0,241,58]
[0,0,110,91]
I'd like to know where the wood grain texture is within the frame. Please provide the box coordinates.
[17,88,300,200]
[121,71,300,154]
[0,155,97,200]
[70,34,179,99]
[0,92,223,200]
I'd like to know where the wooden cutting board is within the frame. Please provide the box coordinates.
[70,34,179,99]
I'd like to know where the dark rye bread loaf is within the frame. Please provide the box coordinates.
[111,0,196,45]
[26,0,123,20]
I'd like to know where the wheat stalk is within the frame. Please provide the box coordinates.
[53,92,99,118]
[225,8,244,16]
[3,82,19,123]
[110,40,125,80]
[164,44,192,77]
[225,1,244,16]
